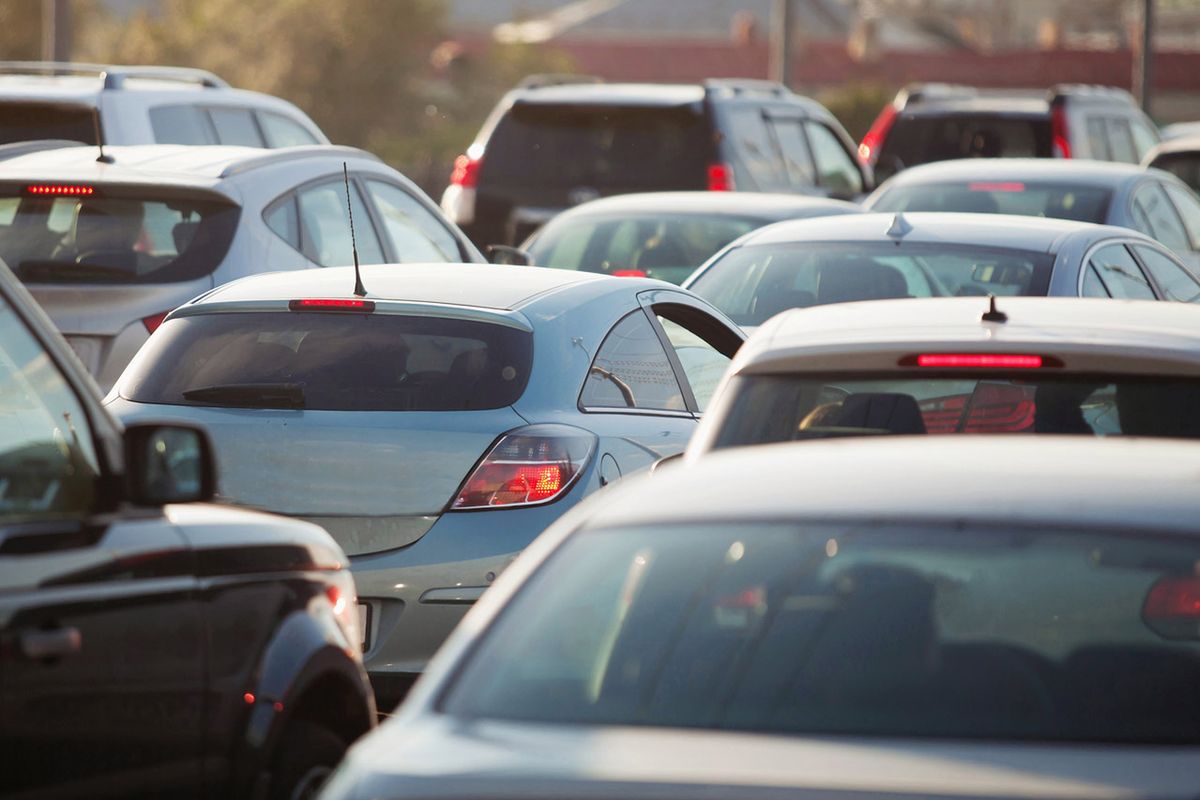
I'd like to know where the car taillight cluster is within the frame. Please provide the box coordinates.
[449,153,483,189]
[1143,576,1200,639]
[142,310,172,334]
[858,104,898,165]
[453,424,596,510]
[707,163,734,192]
[919,384,1037,434]
[1051,103,1072,159]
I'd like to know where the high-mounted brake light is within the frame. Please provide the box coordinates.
[968,182,1025,193]
[288,298,375,312]
[707,163,735,192]
[914,354,1044,369]
[25,184,94,196]
[142,310,171,334]
[612,269,647,278]
[1051,104,1071,159]
[859,104,898,165]
[452,424,596,510]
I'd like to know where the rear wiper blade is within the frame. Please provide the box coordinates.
[182,382,305,409]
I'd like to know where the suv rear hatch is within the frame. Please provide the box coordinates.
[878,112,1052,181]
[0,102,98,145]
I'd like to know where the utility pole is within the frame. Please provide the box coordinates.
[770,0,796,89]
[41,0,71,63]
[1134,0,1154,115]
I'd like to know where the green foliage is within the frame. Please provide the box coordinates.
[817,81,895,142]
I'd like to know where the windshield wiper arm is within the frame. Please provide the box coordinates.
[182,382,305,409]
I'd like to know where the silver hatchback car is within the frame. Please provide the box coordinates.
[0,143,483,389]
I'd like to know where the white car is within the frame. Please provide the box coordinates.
[321,435,1200,800]
[685,295,1200,460]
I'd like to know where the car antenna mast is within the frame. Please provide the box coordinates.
[92,109,113,164]
[343,162,366,297]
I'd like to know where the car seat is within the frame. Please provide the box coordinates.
[832,392,927,435]
[816,259,909,305]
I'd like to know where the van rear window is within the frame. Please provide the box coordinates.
[879,114,1051,178]
[0,103,96,145]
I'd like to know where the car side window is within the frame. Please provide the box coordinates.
[364,179,461,262]
[257,112,319,147]
[295,179,385,267]
[1134,245,1200,303]
[1130,118,1159,161]
[655,314,731,413]
[1106,118,1138,164]
[766,117,815,187]
[727,108,787,191]
[1087,243,1156,299]
[805,122,863,195]
[264,196,301,250]
[1081,263,1110,297]
[149,105,216,145]
[1162,183,1200,251]
[580,310,686,412]
[1132,183,1192,253]
[207,107,265,147]
[1086,117,1110,160]
[0,293,100,522]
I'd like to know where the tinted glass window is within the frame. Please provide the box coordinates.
[257,112,318,147]
[581,311,685,411]
[766,117,815,186]
[689,243,1052,327]
[296,179,385,267]
[0,102,95,145]
[657,315,728,412]
[1163,183,1200,250]
[0,192,239,284]
[1086,117,1111,159]
[727,108,787,191]
[149,105,215,145]
[1132,183,1191,253]
[1106,118,1138,163]
[806,122,863,195]
[711,374,1200,448]
[263,196,300,249]
[208,107,264,147]
[1087,244,1156,299]
[122,312,532,411]
[1135,245,1200,302]
[879,114,1051,171]
[873,182,1110,223]
[1152,152,1200,195]
[482,104,711,190]
[364,179,459,262]
[444,521,1200,744]
[0,293,99,522]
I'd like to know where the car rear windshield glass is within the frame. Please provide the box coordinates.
[443,521,1200,744]
[482,103,711,190]
[880,114,1052,176]
[0,189,239,284]
[688,243,1052,326]
[872,182,1111,223]
[1152,152,1200,195]
[121,311,533,411]
[710,374,1200,448]
[0,103,96,145]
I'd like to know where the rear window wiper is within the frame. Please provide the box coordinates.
[181,382,306,409]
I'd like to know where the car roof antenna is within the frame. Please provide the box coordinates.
[343,162,366,297]
[982,294,1007,323]
[886,211,911,241]
[92,109,113,164]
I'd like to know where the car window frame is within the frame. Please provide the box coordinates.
[1128,242,1200,303]
[358,175,470,263]
[763,111,818,190]
[1076,238,1162,300]
[262,171,386,267]
[803,119,866,197]
[576,307,694,418]
[1130,179,1193,254]
[203,105,267,148]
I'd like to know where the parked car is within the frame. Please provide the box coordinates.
[106,263,744,707]
[320,435,1200,800]
[0,258,373,798]
[864,159,1200,271]
[507,191,861,284]
[860,83,1160,182]
[682,212,1200,330]
[443,76,870,247]
[0,61,327,147]
[685,296,1200,460]
[0,143,483,389]
[1143,134,1200,195]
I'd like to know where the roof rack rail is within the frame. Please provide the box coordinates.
[1048,83,1136,104]
[896,82,978,109]
[219,145,380,179]
[517,74,602,90]
[0,139,89,162]
[704,78,791,98]
[0,61,229,90]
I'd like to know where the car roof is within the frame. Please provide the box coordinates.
[904,96,1049,116]
[876,158,1148,187]
[1147,134,1200,159]
[512,82,706,107]
[739,211,1106,253]
[735,296,1200,376]
[548,191,861,219]
[586,435,1200,534]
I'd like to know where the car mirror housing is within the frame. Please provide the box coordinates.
[124,423,217,506]
[487,244,532,266]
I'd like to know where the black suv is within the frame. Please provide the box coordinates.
[442,77,871,247]
[860,83,1162,183]
[0,261,374,796]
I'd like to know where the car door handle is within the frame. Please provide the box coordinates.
[18,627,82,660]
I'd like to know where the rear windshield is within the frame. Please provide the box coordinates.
[0,189,239,284]
[443,521,1200,744]
[688,243,1053,327]
[711,374,1200,449]
[872,181,1111,223]
[482,103,712,190]
[1152,152,1200,195]
[0,103,96,145]
[121,311,533,411]
[879,114,1051,179]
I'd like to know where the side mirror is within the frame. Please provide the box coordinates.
[487,244,532,266]
[125,423,216,506]
[649,452,684,474]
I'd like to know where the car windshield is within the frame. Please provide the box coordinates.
[878,113,1052,179]
[0,189,239,284]
[687,242,1052,326]
[0,103,96,145]
[528,213,763,285]
[872,181,1112,223]
[709,374,1200,448]
[443,521,1200,744]
[120,311,533,412]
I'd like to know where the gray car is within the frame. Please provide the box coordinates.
[863,158,1200,271]
[106,262,744,706]
[320,435,1200,800]
[683,211,1200,330]
[0,143,484,389]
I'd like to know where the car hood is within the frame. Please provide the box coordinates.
[328,717,1200,799]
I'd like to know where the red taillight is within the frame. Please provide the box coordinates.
[707,163,734,192]
[611,269,647,278]
[142,310,171,334]
[859,104,898,165]
[968,182,1025,192]
[453,424,596,510]
[1051,104,1071,159]
[1144,577,1200,619]
[25,184,94,196]
[325,585,347,616]
[449,153,483,188]
[288,298,375,312]
[914,354,1044,369]
[919,384,1037,434]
